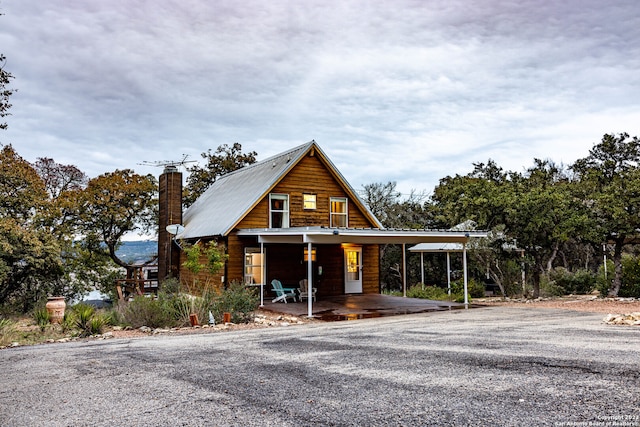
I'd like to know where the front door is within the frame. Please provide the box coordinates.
[344,246,363,293]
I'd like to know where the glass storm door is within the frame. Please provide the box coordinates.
[344,247,363,294]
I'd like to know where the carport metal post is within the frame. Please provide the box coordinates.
[463,242,469,306]
[446,252,452,295]
[307,241,313,318]
[402,243,407,297]
[420,252,424,285]
[259,242,264,307]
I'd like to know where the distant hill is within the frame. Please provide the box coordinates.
[116,240,158,264]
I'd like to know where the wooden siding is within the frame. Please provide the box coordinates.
[362,244,380,294]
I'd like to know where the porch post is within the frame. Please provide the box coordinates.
[446,252,451,296]
[259,242,264,307]
[463,242,469,306]
[402,243,407,297]
[420,252,424,285]
[307,241,313,318]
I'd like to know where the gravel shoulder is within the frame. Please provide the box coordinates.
[1,304,639,427]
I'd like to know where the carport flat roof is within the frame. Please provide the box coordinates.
[237,226,487,245]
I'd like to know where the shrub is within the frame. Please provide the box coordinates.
[116,295,176,329]
[73,303,97,337]
[596,256,640,297]
[540,277,565,297]
[451,279,478,302]
[620,255,640,298]
[0,318,16,347]
[407,284,450,300]
[214,281,259,323]
[33,308,51,332]
[88,315,107,335]
[548,267,596,295]
[60,311,76,334]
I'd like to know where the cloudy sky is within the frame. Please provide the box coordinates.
[1,0,639,196]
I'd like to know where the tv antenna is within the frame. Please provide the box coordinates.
[138,154,196,170]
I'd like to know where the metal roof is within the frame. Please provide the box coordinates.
[409,242,465,252]
[179,141,382,239]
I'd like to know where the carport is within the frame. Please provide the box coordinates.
[238,226,487,317]
[409,242,465,297]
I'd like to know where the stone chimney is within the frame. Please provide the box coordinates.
[158,165,182,281]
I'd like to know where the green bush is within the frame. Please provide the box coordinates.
[116,295,176,329]
[214,281,259,324]
[451,278,479,301]
[33,308,51,332]
[88,315,107,335]
[407,284,450,300]
[620,255,640,297]
[548,267,596,295]
[60,311,76,334]
[596,256,640,297]
[406,283,471,303]
[540,277,565,297]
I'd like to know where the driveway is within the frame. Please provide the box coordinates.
[1,307,639,426]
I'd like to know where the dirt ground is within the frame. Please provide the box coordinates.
[7,295,639,347]
[476,295,640,314]
[107,296,640,340]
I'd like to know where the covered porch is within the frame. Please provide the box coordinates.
[238,226,487,318]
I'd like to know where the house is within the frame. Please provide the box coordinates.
[158,141,486,317]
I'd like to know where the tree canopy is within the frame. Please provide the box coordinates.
[183,143,257,207]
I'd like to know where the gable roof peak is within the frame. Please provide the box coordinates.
[180,140,381,239]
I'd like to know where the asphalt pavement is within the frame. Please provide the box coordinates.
[1,306,639,427]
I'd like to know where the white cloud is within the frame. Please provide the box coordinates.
[1,0,639,199]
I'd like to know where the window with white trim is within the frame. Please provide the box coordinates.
[269,193,289,228]
[303,194,317,210]
[330,197,348,227]
[244,247,263,285]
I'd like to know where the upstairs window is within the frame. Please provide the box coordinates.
[269,194,289,228]
[330,197,348,227]
[303,194,317,210]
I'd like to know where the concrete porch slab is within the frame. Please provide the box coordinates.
[261,294,472,320]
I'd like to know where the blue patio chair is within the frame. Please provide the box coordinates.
[271,279,297,303]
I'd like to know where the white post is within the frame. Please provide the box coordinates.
[521,249,526,296]
[402,243,407,297]
[420,252,424,286]
[307,242,313,318]
[446,252,452,295]
[259,242,264,307]
[603,244,608,281]
[463,243,469,306]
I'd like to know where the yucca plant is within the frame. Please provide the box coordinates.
[88,315,106,335]
[33,308,51,332]
[73,303,96,337]
[60,311,76,334]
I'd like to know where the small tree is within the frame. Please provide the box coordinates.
[571,133,640,296]
[77,169,157,280]
[183,143,257,207]
[181,241,227,292]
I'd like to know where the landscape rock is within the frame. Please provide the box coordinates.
[602,312,640,326]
